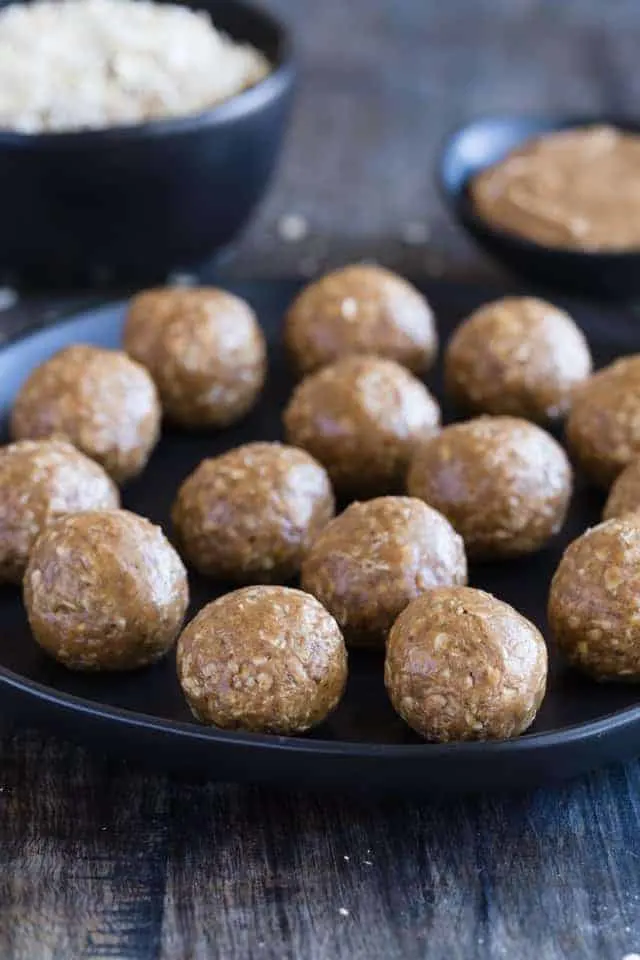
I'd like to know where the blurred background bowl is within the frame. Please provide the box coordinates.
[439,114,640,300]
[0,0,294,287]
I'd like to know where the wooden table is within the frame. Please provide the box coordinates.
[2,2,640,957]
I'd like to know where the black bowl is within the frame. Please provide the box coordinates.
[439,115,640,300]
[0,0,294,286]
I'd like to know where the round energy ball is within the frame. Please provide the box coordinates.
[177,585,348,734]
[172,442,335,582]
[407,415,572,560]
[24,510,189,671]
[603,459,640,521]
[301,496,467,648]
[0,439,119,584]
[284,264,438,377]
[566,355,640,487]
[445,296,592,423]
[11,344,160,484]
[385,586,548,741]
[123,287,267,429]
[284,355,440,497]
[548,517,640,680]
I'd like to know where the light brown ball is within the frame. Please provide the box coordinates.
[24,510,189,671]
[172,442,335,583]
[566,355,640,487]
[385,587,547,741]
[0,439,119,584]
[548,518,640,680]
[123,287,267,429]
[285,264,438,377]
[603,459,640,521]
[301,496,467,648]
[284,355,440,497]
[445,296,592,423]
[407,416,572,560]
[177,585,348,734]
[11,345,160,484]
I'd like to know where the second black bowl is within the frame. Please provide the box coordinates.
[439,115,640,300]
[0,0,294,286]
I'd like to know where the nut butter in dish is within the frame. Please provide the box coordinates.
[471,125,640,251]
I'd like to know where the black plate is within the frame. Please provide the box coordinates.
[1,279,640,794]
[439,115,640,300]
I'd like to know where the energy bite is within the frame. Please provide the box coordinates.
[24,510,189,671]
[407,416,572,560]
[0,438,119,583]
[548,517,640,680]
[603,458,640,521]
[445,296,592,424]
[177,585,348,734]
[301,496,467,648]
[11,344,160,484]
[566,355,640,487]
[124,286,266,429]
[285,264,438,377]
[284,355,440,497]
[385,586,547,741]
[172,442,335,582]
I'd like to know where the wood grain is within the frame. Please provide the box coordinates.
[0,731,639,959]
[230,0,640,281]
[159,773,640,960]
[2,1,640,957]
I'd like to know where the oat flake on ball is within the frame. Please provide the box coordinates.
[24,510,189,671]
[284,355,441,498]
[124,287,266,429]
[172,442,335,583]
[603,458,640,521]
[177,585,348,735]
[301,496,467,648]
[407,415,572,560]
[285,264,438,377]
[0,438,119,584]
[445,296,592,424]
[566,355,640,488]
[385,586,548,742]
[11,344,161,484]
[548,517,640,681]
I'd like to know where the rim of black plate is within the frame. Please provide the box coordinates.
[2,660,640,758]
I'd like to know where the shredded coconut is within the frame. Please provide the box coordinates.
[0,0,271,132]
[277,213,309,243]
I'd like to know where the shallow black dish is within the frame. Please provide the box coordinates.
[439,115,640,300]
[1,279,640,794]
[0,0,294,286]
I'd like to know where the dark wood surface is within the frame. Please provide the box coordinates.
[2,2,640,958]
